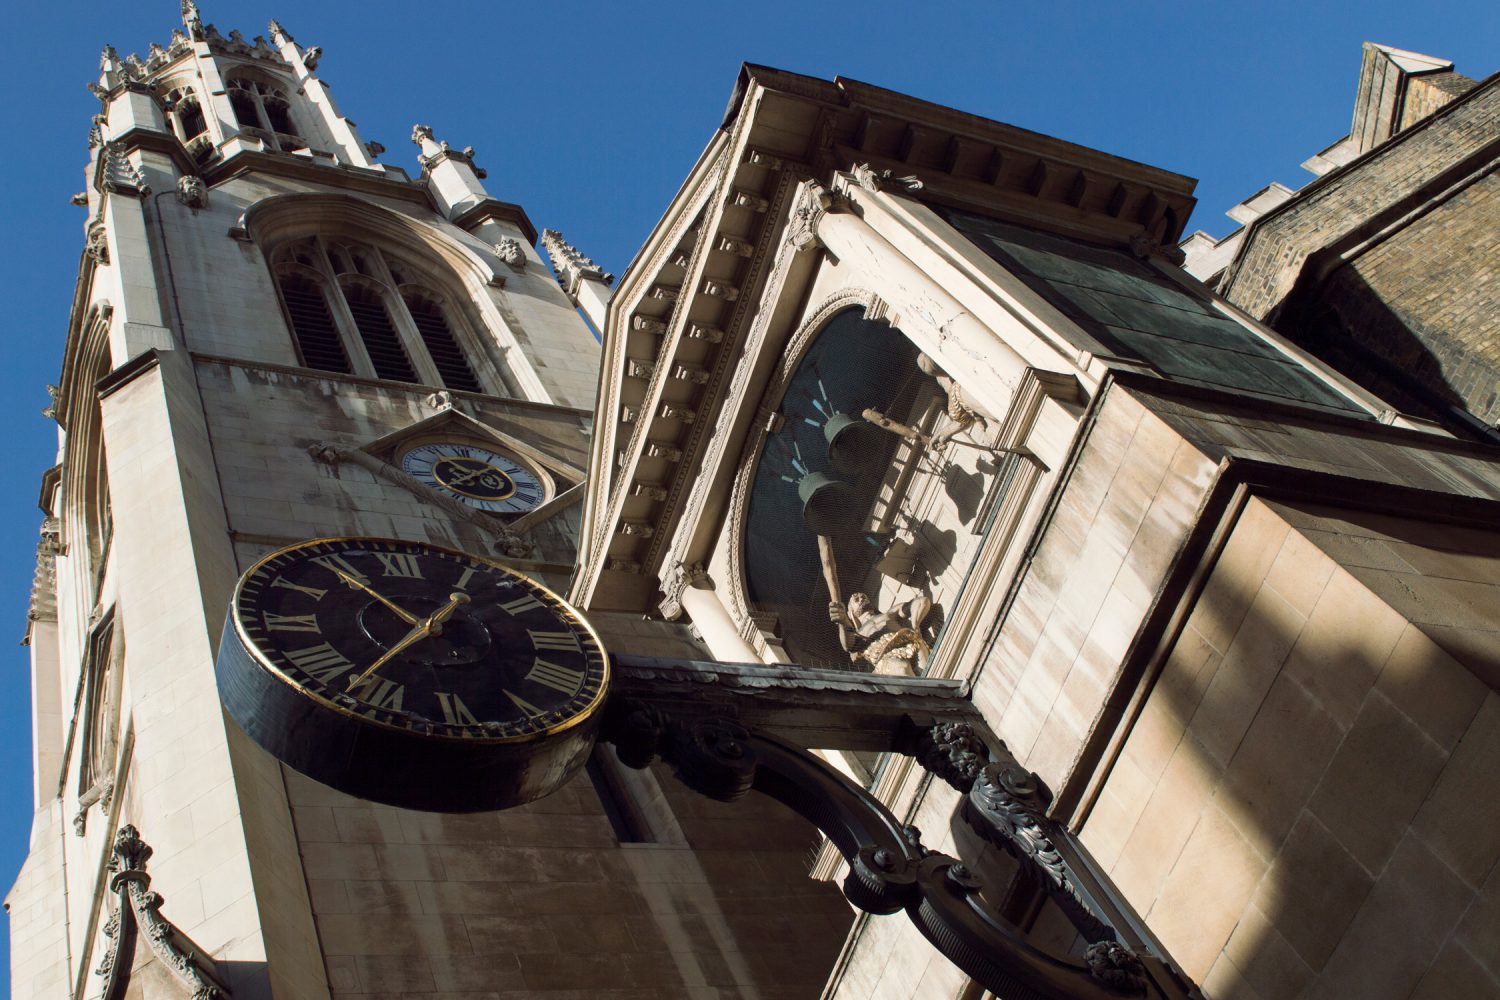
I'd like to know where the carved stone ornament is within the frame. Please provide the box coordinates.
[786,180,836,252]
[96,825,231,1000]
[851,162,925,194]
[1128,233,1188,267]
[86,222,110,266]
[410,123,435,146]
[493,237,526,269]
[181,0,205,41]
[658,562,708,621]
[176,174,208,209]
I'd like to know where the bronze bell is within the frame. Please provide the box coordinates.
[797,471,862,535]
[823,411,885,475]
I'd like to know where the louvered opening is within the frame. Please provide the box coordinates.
[345,286,416,382]
[405,295,482,392]
[280,275,351,373]
[178,100,206,139]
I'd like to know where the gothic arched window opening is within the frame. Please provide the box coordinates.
[271,237,498,394]
[77,608,122,814]
[160,83,214,164]
[226,75,305,152]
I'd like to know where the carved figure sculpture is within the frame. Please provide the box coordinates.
[918,353,990,448]
[828,590,933,676]
[176,174,207,209]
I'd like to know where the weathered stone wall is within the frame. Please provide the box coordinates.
[1084,496,1500,998]
[293,756,852,997]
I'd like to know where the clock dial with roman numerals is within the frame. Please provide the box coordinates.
[399,442,547,515]
[215,537,609,811]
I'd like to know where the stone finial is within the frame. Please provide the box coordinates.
[541,229,613,292]
[267,18,291,40]
[411,123,435,147]
[181,0,205,41]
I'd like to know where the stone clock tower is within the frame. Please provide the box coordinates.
[10,6,852,998]
[18,8,1500,999]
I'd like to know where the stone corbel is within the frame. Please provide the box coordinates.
[851,162,925,194]
[1128,233,1187,267]
[96,825,231,1000]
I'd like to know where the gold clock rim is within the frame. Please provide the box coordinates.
[229,535,610,745]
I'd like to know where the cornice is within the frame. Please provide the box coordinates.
[449,198,538,245]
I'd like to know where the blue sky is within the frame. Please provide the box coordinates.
[0,0,1494,987]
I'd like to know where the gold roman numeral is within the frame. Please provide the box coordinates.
[505,689,545,717]
[284,643,354,684]
[435,691,480,725]
[312,553,368,585]
[454,566,479,591]
[348,676,405,711]
[270,576,327,601]
[526,657,584,695]
[499,594,544,615]
[264,613,321,633]
[374,552,423,578]
[528,629,581,653]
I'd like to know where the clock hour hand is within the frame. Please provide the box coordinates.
[445,464,495,487]
[346,591,471,690]
[327,567,422,626]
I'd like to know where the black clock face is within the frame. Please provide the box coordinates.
[233,538,606,742]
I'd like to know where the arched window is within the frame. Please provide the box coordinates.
[160,83,215,164]
[78,609,120,800]
[226,75,305,152]
[270,237,496,393]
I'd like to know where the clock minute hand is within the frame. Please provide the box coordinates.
[328,567,422,626]
[345,592,471,690]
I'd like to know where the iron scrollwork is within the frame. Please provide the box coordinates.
[603,706,1149,998]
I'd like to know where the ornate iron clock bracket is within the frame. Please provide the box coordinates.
[96,825,231,1000]
[605,656,1198,999]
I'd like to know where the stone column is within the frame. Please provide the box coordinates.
[659,563,761,663]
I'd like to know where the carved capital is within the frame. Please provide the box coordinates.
[658,562,707,620]
[785,179,845,252]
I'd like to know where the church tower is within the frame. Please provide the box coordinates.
[11,6,852,998]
